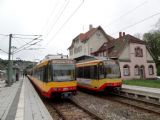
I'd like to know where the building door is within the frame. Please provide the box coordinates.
[140,65,145,79]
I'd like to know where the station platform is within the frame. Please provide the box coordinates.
[120,84,160,103]
[0,78,53,120]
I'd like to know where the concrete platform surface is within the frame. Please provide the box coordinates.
[0,78,53,120]
[22,78,53,120]
[0,80,21,120]
[122,84,160,95]
[121,84,160,103]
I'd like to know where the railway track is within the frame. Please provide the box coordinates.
[44,98,104,120]
[110,93,160,115]
[78,91,160,116]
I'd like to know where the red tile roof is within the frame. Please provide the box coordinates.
[92,34,146,58]
[79,28,97,42]
[68,26,114,49]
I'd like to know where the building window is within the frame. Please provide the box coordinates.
[103,51,105,57]
[123,65,130,76]
[148,65,154,75]
[135,47,143,57]
[90,48,93,53]
[99,52,103,57]
[79,46,82,52]
[70,50,73,55]
[75,38,79,44]
[74,48,76,53]
[134,65,139,75]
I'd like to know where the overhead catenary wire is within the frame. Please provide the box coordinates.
[44,0,84,47]
[0,34,42,56]
[41,0,60,35]
[13,39,43,54]
[12,36,39,40]
[111,11,160,36]
[0,48,8,54]
[44,0,70,39]
[13,34,42,37]
[13,35,43,53]
[0,34,9,36]
[104,0,148,28]
[23,48,45,50]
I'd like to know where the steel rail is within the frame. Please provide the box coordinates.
[110,93,160,115]
[78,91,160,116]
[48,99,104,120]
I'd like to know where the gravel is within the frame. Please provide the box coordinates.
[72,91,160,120]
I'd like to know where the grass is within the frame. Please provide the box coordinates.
[123,79,160,88]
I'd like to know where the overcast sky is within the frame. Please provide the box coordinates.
[0,0,160,61]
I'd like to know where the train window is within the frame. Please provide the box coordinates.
[76,65,98,79]
[40,68,44,81]
[48,65,52,82]
[43,66,48,82]
[90,66,98,79]
[84,66,90,79]
[105,64,120,78]
[76,67,84,78]
[99,64,105,79]
[52,64,75,82]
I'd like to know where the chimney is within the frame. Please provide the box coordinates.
[89,24,93,30]
[119,32,122,38]
[123,32,125,36]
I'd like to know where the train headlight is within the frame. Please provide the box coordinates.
[63,87,69,91]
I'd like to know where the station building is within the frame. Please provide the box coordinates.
[92,32,156,79]
[68,26,157,80]
[68,25,114,59]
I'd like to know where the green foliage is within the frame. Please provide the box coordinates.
[157,65,160,76]
[143,31,160,65]
[0,59,8,69]
[123,79,160,88]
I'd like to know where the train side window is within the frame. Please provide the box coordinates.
[99,64,105,79]
[84,66,90,79]
[90,66,98,79]
[43,66,48,82]
[76,67,84,78]
[48,65,53,82]
[40,68,44,81]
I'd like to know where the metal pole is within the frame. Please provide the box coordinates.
[7,34,12,86]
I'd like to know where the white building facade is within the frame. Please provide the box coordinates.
[68,26,113,59]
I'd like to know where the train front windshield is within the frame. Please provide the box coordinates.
[52,64,75,82]
[99,61,120,79]
[105,64,120,78]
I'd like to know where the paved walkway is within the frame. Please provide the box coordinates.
[23,78,53,120]
[0,79,7,88]
[0,78,53,120]
[0,80,21,120]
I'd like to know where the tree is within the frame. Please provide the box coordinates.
[143,31,160,66]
